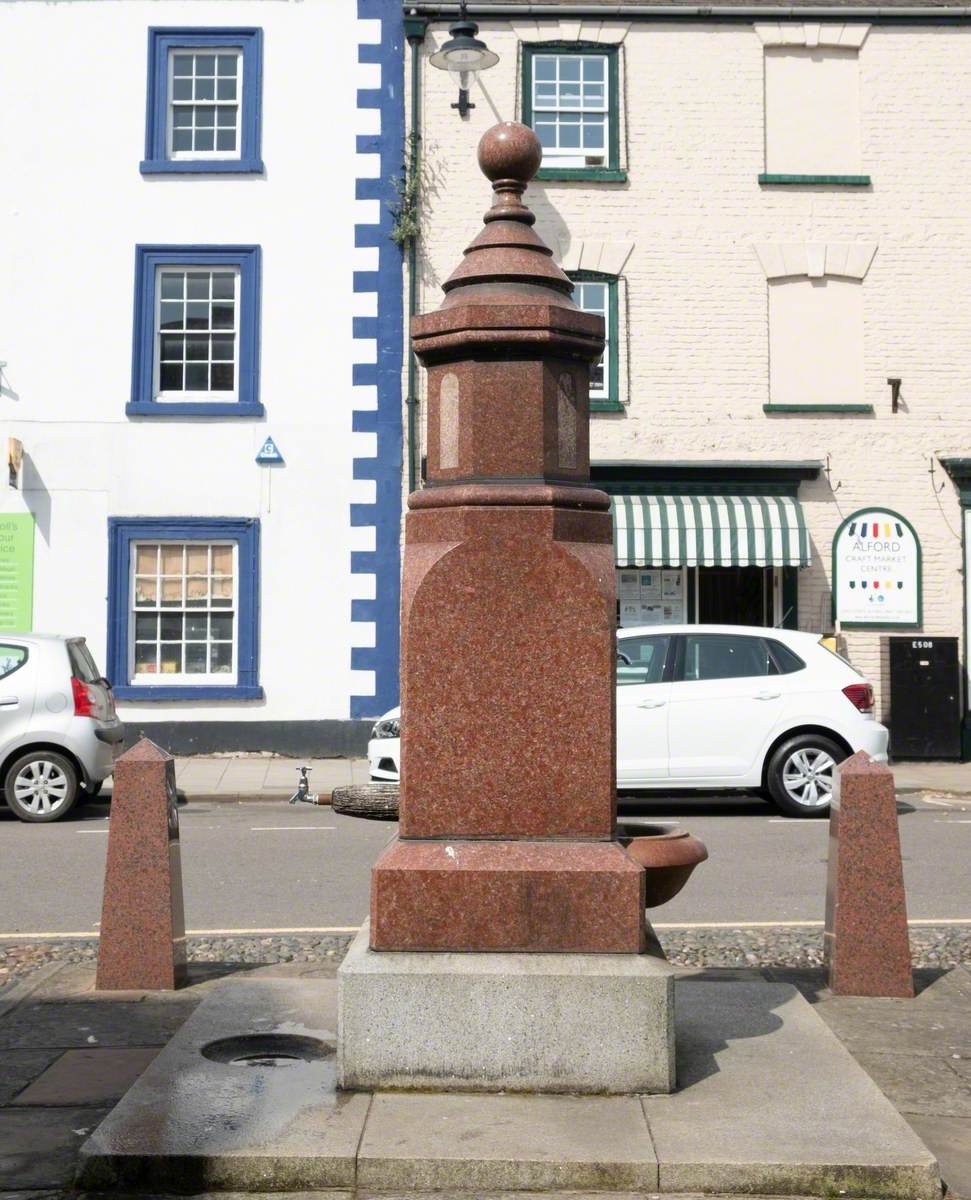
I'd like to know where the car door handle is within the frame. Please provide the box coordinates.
[637,699,667,709]
[753,691,781,701]
[0,697,18,708]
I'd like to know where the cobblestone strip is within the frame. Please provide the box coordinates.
[1,926,968,992]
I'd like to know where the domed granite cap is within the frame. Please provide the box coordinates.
[440,122,576,306]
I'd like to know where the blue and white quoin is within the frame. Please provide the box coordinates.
[350,0,404,720]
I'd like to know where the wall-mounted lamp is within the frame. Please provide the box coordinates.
[887,377,902,413]
[429,3,498,119]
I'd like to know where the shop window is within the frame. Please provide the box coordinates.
[128,246,262,418]
[106,518,261,701]
[757,29,870,185]
[568,271,619,411]
[768,276,864,409]
[142,28,264,175]
[522,45,623,181]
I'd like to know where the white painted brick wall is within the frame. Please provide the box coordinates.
[410,21,971,718]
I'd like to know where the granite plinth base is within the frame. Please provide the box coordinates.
[825,751,914,997]
[370,837,646,952]
[338,921,675,1094]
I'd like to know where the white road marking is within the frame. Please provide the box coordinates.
[7,918,971,940]
[76,829,109,834]
[767,818,827,823]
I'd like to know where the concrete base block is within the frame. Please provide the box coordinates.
[75,979,367,1192]
[338,921,676,1094]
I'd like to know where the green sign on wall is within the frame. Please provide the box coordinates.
[0,514,34,632]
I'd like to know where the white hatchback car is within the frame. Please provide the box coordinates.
[368,625,889,817]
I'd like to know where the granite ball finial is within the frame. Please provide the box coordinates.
[478,122,543,185]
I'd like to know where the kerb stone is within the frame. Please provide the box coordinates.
[338,922,676,1094]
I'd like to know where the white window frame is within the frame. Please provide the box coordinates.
[531,52,609,168]
[128,540,240,688]
[153,265,241,404]
[572,279,610,401]
[166,47,243,162]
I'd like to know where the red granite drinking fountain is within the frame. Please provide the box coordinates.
[337,122,677,1095]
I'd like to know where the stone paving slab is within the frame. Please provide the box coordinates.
[904,1115,971,1200]
[0,1051,61,1105]
[0,1001,189,1051]
[12,1048,159,1106]
[852,1051,971,1118]
[643,978,941,1199]
[76,980,369,1192]
[815,997,971,1059]
[0,1107,109,1188]
[356,1093,658,1192]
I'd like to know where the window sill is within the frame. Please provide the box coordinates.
[140,159,266,175]
[591,399,625,413]
[758,174,871,187]
[114,684,264,702]
[126,401,265,419]
[536,167,628,183]
[763,404,875,415]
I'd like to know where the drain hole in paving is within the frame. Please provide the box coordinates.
[201,1034,334,1067]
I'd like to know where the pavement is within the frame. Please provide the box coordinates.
[93,755,971,803]
[0,957,968,1198]
[162,755,374,802]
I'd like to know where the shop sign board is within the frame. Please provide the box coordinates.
[0,513,34,632]
[832,508,921,628]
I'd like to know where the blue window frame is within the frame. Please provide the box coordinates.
[107,518,261,701]
[128,245,262,418]
[141,28,264,174]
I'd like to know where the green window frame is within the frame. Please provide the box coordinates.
[522,44,624,182]
[569,270,620,413]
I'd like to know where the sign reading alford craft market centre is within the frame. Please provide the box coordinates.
[833,508,921,628]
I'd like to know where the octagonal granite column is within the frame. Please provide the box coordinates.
[339,124,674,1094]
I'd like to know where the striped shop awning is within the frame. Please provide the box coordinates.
[611,494,810,568]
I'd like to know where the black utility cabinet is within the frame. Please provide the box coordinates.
[888,636,961,760]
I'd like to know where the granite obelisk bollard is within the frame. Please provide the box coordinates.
[96,739,186,991]
[339,123,675,1094]
[824,750,914,998]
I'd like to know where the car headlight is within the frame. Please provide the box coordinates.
[371,717,400,740]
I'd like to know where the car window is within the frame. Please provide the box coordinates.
[0,645,28,681]
[683,634,771,681]
[67,640,102,683]
[766,639,806,675]
[617,635,670,686]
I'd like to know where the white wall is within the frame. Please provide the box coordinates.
[0,0,385,727]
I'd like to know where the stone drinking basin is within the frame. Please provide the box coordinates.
[617,822,708,908]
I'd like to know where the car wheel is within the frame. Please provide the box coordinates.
[5,752,79,823]
[766,734,846,818]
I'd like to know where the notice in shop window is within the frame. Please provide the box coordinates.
[0,513,34,632]
[661,570,683,600]
[617,571,640,600]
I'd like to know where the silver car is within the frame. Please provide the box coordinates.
[0,634,124,822]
